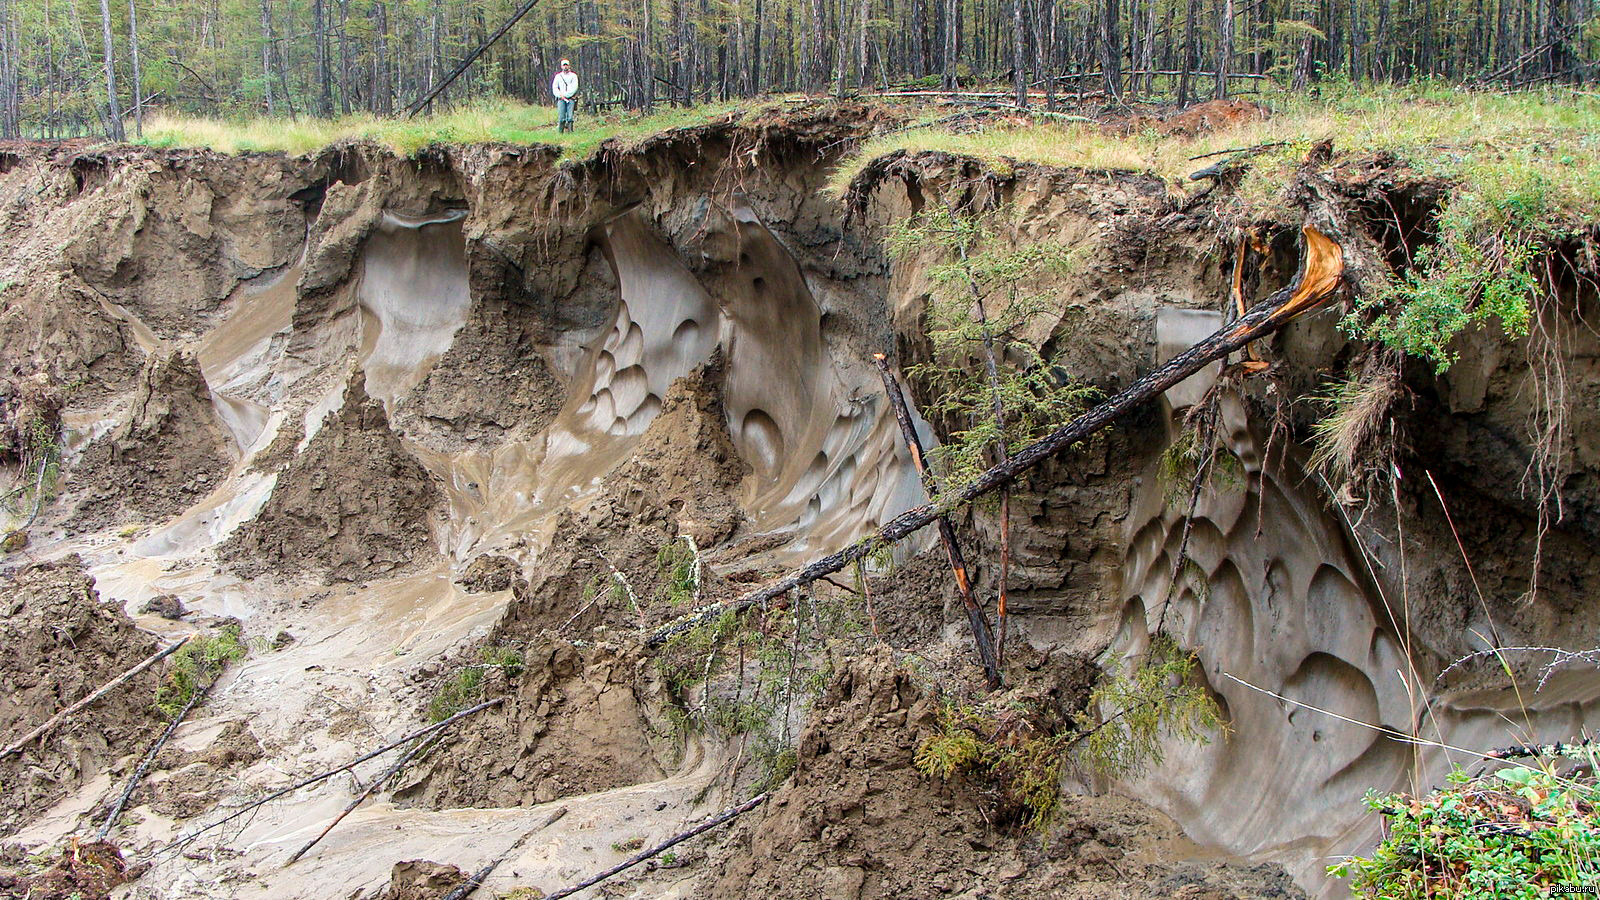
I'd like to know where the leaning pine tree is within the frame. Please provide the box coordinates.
[888,207,1095,671]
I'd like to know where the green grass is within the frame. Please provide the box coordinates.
[425,643,525,723]
[827,83,1600,226]
[135,97,754,157]
[155,626,247,718]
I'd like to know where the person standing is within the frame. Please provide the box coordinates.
[552,59,578,133]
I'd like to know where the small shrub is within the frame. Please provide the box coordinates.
[654,537,700,606]
[1331,763,1600,898]
[916,635,1223,830]
[155,626,247,718]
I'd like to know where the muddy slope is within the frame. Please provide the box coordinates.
[0,104,1594,900]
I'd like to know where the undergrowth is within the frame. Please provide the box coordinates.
[155,626,247,719]
[915,634,1223,831]
[656,578,868,789]
[888,207,1098,495]
[1331,761,1600,898]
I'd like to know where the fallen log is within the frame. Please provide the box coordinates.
[648,223,1345,649]
[2,635,192,758]
[542,793,768,900]
[437,813,556,900]
[872,354,1000,688]
[97,671,217,839]
[157,698,502,858]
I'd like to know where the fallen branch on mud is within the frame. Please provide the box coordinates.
[285,725,435,864]
[155,698,502,859]
[1,635,192,758]
[1484,739,1597,760]
[541,793,769,900]
[97,671,217,839]
[648,222,1347,650]
[437,813,557,900]
[872,354,1000,689]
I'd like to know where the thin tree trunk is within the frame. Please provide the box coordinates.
[97,0,123,140]
[1177,0,1196,104]
[1012,0,1026,105]
[1215,0,1232,97]
[873,354,1003,689]
[259,0,275,114]
[1101,0,1121,99]
[126,0,141,136]
[941,0,957,88]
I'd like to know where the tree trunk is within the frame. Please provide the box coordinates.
[374,1,390,114]
[1177,0,1196,105]
[1012,0,1026,105]
[126,0,141,136]
[1101,0,1121,99]
[98,0,123,140]
[940,0,956,88]
[259,0,275,114]
[1215,0,1232,98]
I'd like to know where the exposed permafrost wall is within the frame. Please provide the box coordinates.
[5,128,1599,900]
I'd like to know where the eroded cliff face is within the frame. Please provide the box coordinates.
[0,107,1596,900]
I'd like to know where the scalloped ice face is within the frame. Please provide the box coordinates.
[1103,309,1600,899]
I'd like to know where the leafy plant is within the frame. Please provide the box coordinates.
[155,626,247,718]
[653,536,700,607]
[1330,763,1600,898]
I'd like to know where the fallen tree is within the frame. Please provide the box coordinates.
[649,208,1353,651]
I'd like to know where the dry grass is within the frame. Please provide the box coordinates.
[137,97,755,157]
[1307,365,1404,496]
[826,83,1600,228]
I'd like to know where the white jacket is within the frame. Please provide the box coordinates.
[552,71,578,100]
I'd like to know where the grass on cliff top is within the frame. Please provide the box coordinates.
[828,83,1600,229]
[137,97,752,157]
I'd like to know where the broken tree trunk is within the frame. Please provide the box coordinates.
[543,793,769,899]
[871,354,1001,689]
[2,635,191,758]
[160,698,502,857]
[648,223,1346,650]
[405,0,545,116]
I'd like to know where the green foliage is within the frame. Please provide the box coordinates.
[425,643,525,723]
[915,635,1222,831]
[155,626,246,719]
[653,536,700,606]
[1156,409,1244,506]
[890,208,1097,494]
[1330,764,1600,898]
[914,698,1076,831]
[1073,634,1224,779]
[2,416,62,520]
[1347,232,1538,374]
